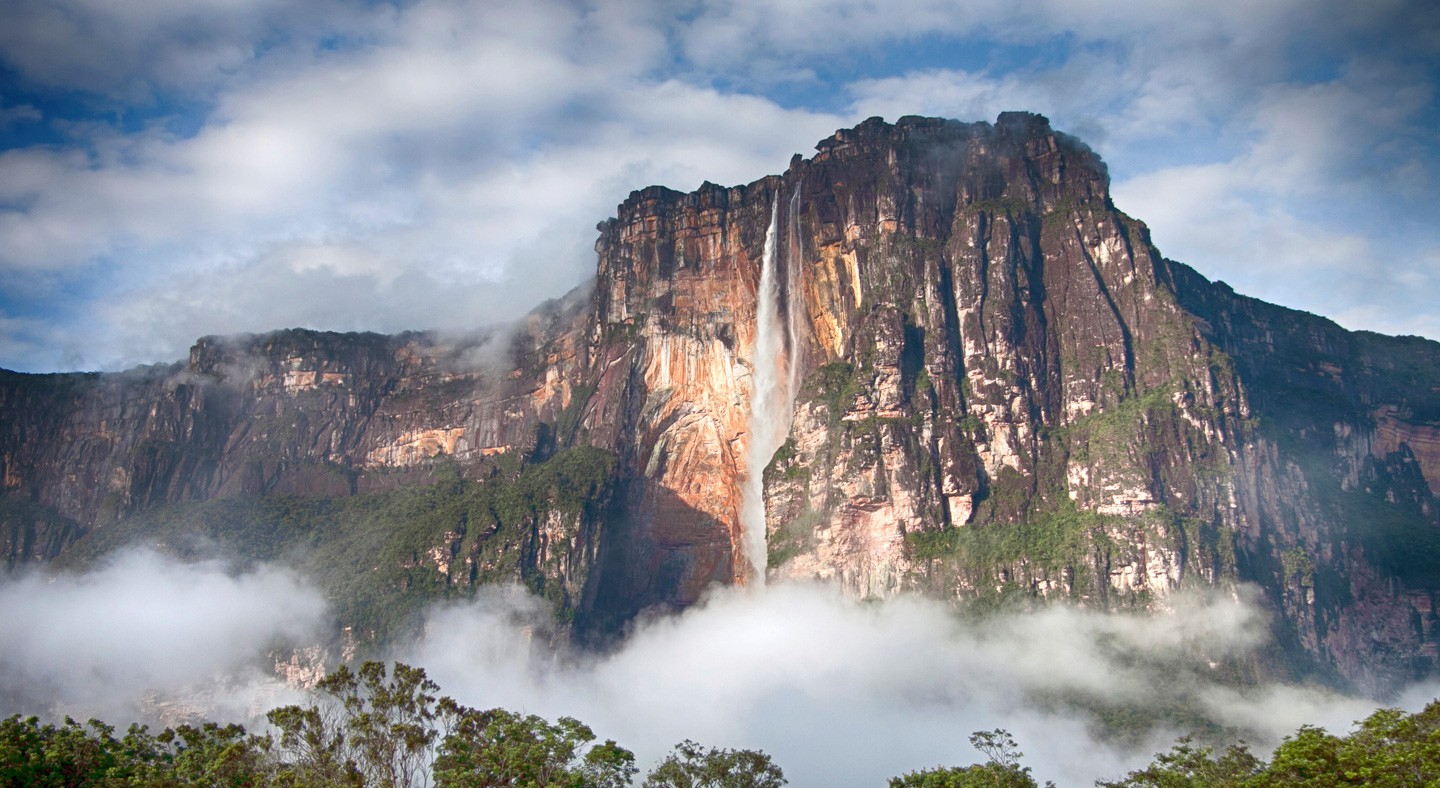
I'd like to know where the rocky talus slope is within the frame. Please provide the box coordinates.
[4,113,1439,693]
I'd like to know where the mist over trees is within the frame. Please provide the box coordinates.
[0,661,778,788]
[4,553,1403,784]
[4,661,1439,787]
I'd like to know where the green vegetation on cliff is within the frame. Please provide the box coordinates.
[53,446,617,643]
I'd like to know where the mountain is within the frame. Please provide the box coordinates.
[4,113,1439,695]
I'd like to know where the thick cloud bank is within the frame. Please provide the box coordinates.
[410,583,1429,786]
[0,549,327,723]
[3,554,1436,785]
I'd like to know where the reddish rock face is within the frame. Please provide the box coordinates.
[5,113,1440,694]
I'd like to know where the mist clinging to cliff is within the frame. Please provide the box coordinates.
[1,554,1433,786]
[407,582,1419,786]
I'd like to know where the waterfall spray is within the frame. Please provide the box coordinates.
[785,185,803,400]
[741,188,801,584]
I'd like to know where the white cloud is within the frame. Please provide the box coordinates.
[1111,52,1438,333]
[0,0,854,370]
[0,0,1437,370]
[672,0,1323,92]
[836,4,1437,339]
[846,69,1061,128]
[410,582,1413,787]
[0,554,1431,785]
[1244,64,1434,198]
[0,549,327,724]
[676,0,986,72]
[1113,163,1374,278]
[34,73,842,370]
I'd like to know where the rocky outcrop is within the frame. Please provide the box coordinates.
[1,293,591,528]
[4,113,1440,693]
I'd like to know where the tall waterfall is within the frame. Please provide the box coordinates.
[742,189,799,583]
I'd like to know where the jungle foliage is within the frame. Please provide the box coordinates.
[5,663,1439,786]
[0,662,751,788]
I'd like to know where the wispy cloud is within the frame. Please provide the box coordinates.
[0,0,1435,371]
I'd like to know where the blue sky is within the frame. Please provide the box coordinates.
[0,0,1436,372]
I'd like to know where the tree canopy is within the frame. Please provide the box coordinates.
[641,739,785,788]
[0,661,754,788]
[889,729,1050,788]
[1100,700,1440,787]
[4,662,1439,787]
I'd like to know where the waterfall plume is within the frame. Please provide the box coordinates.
[742,189,800,584]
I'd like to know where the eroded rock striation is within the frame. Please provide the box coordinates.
[4,113,1439,693]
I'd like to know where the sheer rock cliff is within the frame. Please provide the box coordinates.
[4,113,1439,694]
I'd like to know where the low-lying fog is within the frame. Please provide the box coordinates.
[3,549,1435,785]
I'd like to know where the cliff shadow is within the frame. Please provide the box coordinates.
[576,480,737,646]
